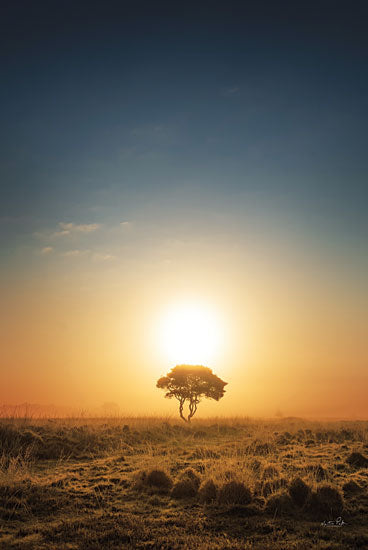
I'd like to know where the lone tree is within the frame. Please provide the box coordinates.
[156,365,227,423]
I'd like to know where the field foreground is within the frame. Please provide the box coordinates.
[1,417,368,549]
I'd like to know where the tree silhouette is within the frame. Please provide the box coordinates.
[156,365,227,423]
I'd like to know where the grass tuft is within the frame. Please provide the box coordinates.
[178,468,201,490]
[306,484,344,519]
[171,479,198,499]
[218,481,252,505]
[145,469,173,491]
[288,477,311,507]
[346,452,368,468]
[342,479,362,496]
[198,479,217,503]
[265,492,293,516]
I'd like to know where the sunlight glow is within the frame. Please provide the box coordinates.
[158,301,223,365]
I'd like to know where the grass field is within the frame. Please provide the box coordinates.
[1,417,368,549]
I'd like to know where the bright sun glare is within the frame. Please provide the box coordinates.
[158,301,223,366]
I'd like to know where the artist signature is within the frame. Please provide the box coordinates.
[321,517,347,527]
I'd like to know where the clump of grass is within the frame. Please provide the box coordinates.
[346,452,368,468]
[146,469,173,490]
[171,479,198,499]
[265,492,293,516]
[306,484,344,519]
[135,469,173,493]
[288,477,311,507]
[178,468,201,490]
[198,479,217,503]
[342,479,362,496]
[261,478,287,497]
[146,470,173,492]
[218,481,252,505]
[171,468,201,499]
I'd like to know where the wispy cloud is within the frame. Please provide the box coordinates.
[34,222,102,240]
[120,221,132,230]
[58,222,101,234]
[92,253,117,262]
[51,230,70,238]
[61,249,116,261]
[62,249,90,257]
[40,246,53,255]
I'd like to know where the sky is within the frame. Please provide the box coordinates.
[1,1,367,418]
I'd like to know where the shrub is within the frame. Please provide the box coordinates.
[133,470,147,488]
[198,479,217,503]
[288,478,311,507]
[145,470,173,492]
[218,481,252,506]
[265,492,293,516]
[171,479,197,499]
[346,452,368,468]
[316,485,344,513]
[342,479,362,496]
[179,468,201,490]
[306,485,344,518]
[262,478,287,497]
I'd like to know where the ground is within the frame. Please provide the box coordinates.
[1,417,368,549]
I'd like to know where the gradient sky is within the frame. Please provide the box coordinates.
[1,1,367,417]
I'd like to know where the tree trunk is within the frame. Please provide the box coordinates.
[179,399,188,422]
[187,398,198,422]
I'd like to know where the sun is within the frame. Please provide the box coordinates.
[158,300,223,366]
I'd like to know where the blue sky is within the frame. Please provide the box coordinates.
[2,1,368,238]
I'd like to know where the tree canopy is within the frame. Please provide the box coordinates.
[156,365,227,422]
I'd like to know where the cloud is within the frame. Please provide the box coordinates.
[120,221,132,230]
[34,222,102,240]
[62,249,89,257]
[61,249,115,261]
[51,230,71,237]
[40,247,53,255]
[59,222,101,233]
[92,253,117,262]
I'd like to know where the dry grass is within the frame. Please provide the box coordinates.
[1,416,368,548]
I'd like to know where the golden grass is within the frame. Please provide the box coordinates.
[1,416,368,549]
